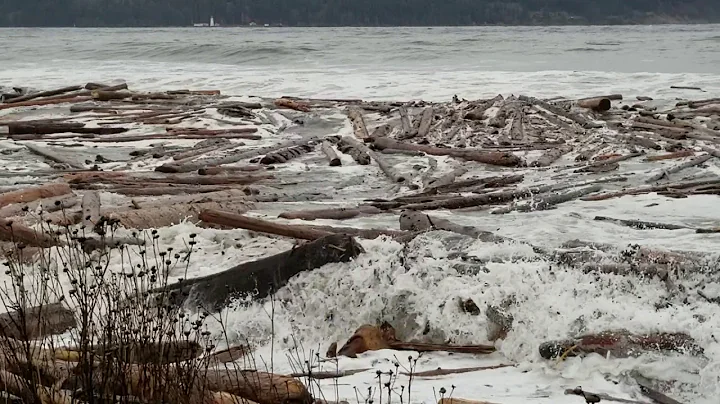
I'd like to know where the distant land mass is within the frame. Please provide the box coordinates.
[1,0,719,27]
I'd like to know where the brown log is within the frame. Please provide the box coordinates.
[0,195,77,218]
[379,148,425,156]
[274,98,311,112]
[91,90,133,101]
[206,345,251,364]
[203,370,312,404]
[0,302,76,340]
[198,165,265,176]
[646,153,713,183]
[3,85,82,104]
[372,137,523,167]
[337,136,371,165]
[171,141,234,162]
[200,210,410,240]
[564,388,647,404]
[156,137,318,173]
[7,122,84,134]
[406,364,513,378]
[337,322,495,358]
[577,97,612,112]
[167,127,259,135]
[0,96,93,110]
[0,183,72,209]
[321,141,341,166]
[0,218,60,247]
[670,85,703,91]
[347,107,370,140]
[438,398,499,404]
[278,206,382,221]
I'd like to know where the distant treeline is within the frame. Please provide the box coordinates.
[2,0,719,27]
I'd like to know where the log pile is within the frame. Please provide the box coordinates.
[1,83,719,404]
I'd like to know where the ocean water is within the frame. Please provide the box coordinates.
[1,25,720,404]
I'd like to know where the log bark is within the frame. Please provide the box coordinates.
[347,108,370,140]
[153,233,362,311]
[320,141,341,166]
[0,302,76,340]
[0,183,72,209]
[337,136,371,165]
[3,85,82,104]
[577,97,612,112]
[156,137,318,173]
[491,184,601,214]
[371,137,523,167]
[81,191,101,232]
[278,206,382,221]
[646,154,713,183]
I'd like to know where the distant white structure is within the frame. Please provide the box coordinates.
[192,16,218,27]
[210,16,215,27]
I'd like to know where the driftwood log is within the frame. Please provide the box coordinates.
[320,141,341,166]
[337,136,371,165]
[152,233,363,311]
[0,183,72,209]
[372,137,523,167]
[0,303,76,340]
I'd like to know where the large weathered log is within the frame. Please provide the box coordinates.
[347,108,370,140]
[337,322,494,358]
[0,303,76,340]
[0,219,60,247]
[491,185,601,214]
[337,136,371,165]
[423,167,468,190]
[3,85,82,104]
[320,141,341,166]
[530,144,573,167]
[577,97,611,112]
[8,123,127,136]
[154,233,362,311]
[278,206,382,221]
[519,95,597,128]
[593,216,688,230]
[463,94,503,121]
[260,144,313,164]
[23,144,85,169]
[0,195,77,218]
[645,150,694,161]
[0,96,93,110]
[203,370,312,404]
[274,98,310,112]
[367,149,407,183]
[398,106,414,138]
[539,330,703,360]
[200,210,409,240]
[157,137,318,173]
[372,137,523,167]
[646,154,713,183]
[0,183,72,209]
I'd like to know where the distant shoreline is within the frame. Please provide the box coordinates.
[0,21,719,29]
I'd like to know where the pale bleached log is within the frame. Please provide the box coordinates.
[23,144,85,169]
[424,167,468,190]
[347,107,370,140]
[417,107,434,138]
[0,195,77,218]
[519,95,598,128]
[646,154,713,183]
[337,136,371,165]
[508,106,524,141]
[321,141,341,166]
[583,178,720,201]
[398,106,414,138]
[80,191,101,231]
[203,370,311,404]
